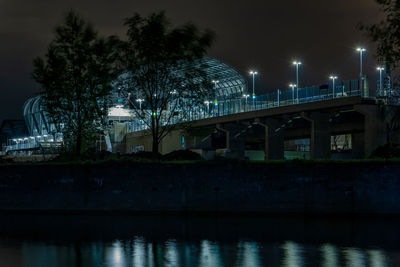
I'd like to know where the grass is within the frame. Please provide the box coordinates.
[1,156,400,167]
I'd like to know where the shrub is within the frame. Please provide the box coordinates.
[370,143,400,158]
[163,150,202,161]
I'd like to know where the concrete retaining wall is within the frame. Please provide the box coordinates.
[0,162,399,215]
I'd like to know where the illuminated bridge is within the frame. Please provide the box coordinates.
[6,56,394,160]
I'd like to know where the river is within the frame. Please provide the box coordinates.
[0,214,398,266]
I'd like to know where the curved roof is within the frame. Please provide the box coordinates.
[114,57,248,100]
[23,96,51,136]
[193,57,248,98]
[23,57,248,136]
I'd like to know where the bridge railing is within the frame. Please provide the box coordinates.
[126,80,361,133]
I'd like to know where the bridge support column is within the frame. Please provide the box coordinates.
[352,133,364,158]
[216,123,247,159]
[255,118,284,160]
[355,105,387,157]
[302,112,331,159]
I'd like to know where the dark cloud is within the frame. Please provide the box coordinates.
[0,0,381,123]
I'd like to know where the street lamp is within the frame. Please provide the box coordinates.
[289,83,296,104]
[136,98,144,109]
[330,75,338,98]
[249,71,258,109]
[212,80,219,115]
[204,100,211,116]
[243,94,250,111]
[377,67,385,96]
[356,47,366,92]
[293,61,302,103]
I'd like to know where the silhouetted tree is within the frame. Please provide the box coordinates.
[360,0,400,79]
[119,11,215,153]
[361,1,400,145]
[32,11,120,155]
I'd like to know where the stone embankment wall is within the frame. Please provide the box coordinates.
[0,162,399,215]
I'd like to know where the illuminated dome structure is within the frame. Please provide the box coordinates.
[22,57,248,136]
[195,57,248,99]
[23,96,55,137]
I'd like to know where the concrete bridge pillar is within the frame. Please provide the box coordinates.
[216,123,248,159]
[355,105,387,157]
[351,132,365,158]
[255,118,284,160]
[302,112,331,159]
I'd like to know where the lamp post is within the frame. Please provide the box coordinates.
[377,67,384,96]
[356,47,366,92]
[289,83,296,104]
[243,94,250,111]
[204,100,211,117]
[249,71,258,109]
[136,98,144,109]
[212,80,219,115]
[293,61,302,103]
[330,75,338,98]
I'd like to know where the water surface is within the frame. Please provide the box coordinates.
[0,215,399,266]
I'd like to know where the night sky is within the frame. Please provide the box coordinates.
[0,0,381,124]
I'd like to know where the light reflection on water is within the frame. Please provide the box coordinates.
[0,238,395,267]
[0,215,399,266]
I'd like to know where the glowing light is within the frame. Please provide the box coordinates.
[108,106,133,117]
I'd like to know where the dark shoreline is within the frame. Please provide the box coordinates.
[0,161,399,216]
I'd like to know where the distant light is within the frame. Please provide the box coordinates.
[249,71,258,75]
[377,67,384,71]
[330,76,338,80]
[293,61,302,65]
[356,47,366,52]
[289,84,296,88]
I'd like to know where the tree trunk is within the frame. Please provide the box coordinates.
[152,136,159,154]
[76,107,82,156]
[76,123,82,156]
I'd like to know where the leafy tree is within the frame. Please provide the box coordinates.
[361,0,400,145]
[119,11,215,153]
[360,0,400,80]
[32,11,120,155]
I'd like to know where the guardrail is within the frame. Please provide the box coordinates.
[127,83,362,133]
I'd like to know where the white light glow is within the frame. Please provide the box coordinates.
[108,106,133,117]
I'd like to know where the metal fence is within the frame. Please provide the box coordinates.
[127,80,361,133]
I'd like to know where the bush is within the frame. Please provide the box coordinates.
[163,150,202,161]
[127,151,163,160]
[370,143,400,158]
[51,149,116,162]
